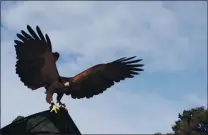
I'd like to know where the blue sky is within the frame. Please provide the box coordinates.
[1,1,207,134]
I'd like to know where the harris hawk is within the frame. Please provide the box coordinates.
[14,25,144,113]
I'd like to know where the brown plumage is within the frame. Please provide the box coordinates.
[14,25,144,105]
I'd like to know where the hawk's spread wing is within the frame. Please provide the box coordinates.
[69,56,144,99]
[15,25,60,90]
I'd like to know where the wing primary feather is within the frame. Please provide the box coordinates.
[132,68,143,71]
[129,68,141,71]
[14,40,23,45]
[21,30,33,39]
[121,56,137,62]
[113,57,127,62]
[129,71,139,75]
[127,64,144,68]
[124,59,142,64]
[127,74,134,78]
[36,26,46,41]
[16,34,27,42]
[27,25,40,40]
[45,34,52,49]
[139,68,144,71]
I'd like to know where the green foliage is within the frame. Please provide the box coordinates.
[172,106,207,135]
[155,106,208,135]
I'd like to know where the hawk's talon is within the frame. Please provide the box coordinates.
[60,104,67,110]
[50,103,60,113]
[58,102,67,110]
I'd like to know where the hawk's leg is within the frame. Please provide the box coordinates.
[46,90,60,114]
[56,93,67,110]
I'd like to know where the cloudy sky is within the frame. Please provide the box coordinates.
[1,1,207,134]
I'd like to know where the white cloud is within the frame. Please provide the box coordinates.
[1,1,206,72]
[1,1,206,134]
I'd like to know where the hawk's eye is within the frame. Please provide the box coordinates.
[64,82,70,87]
